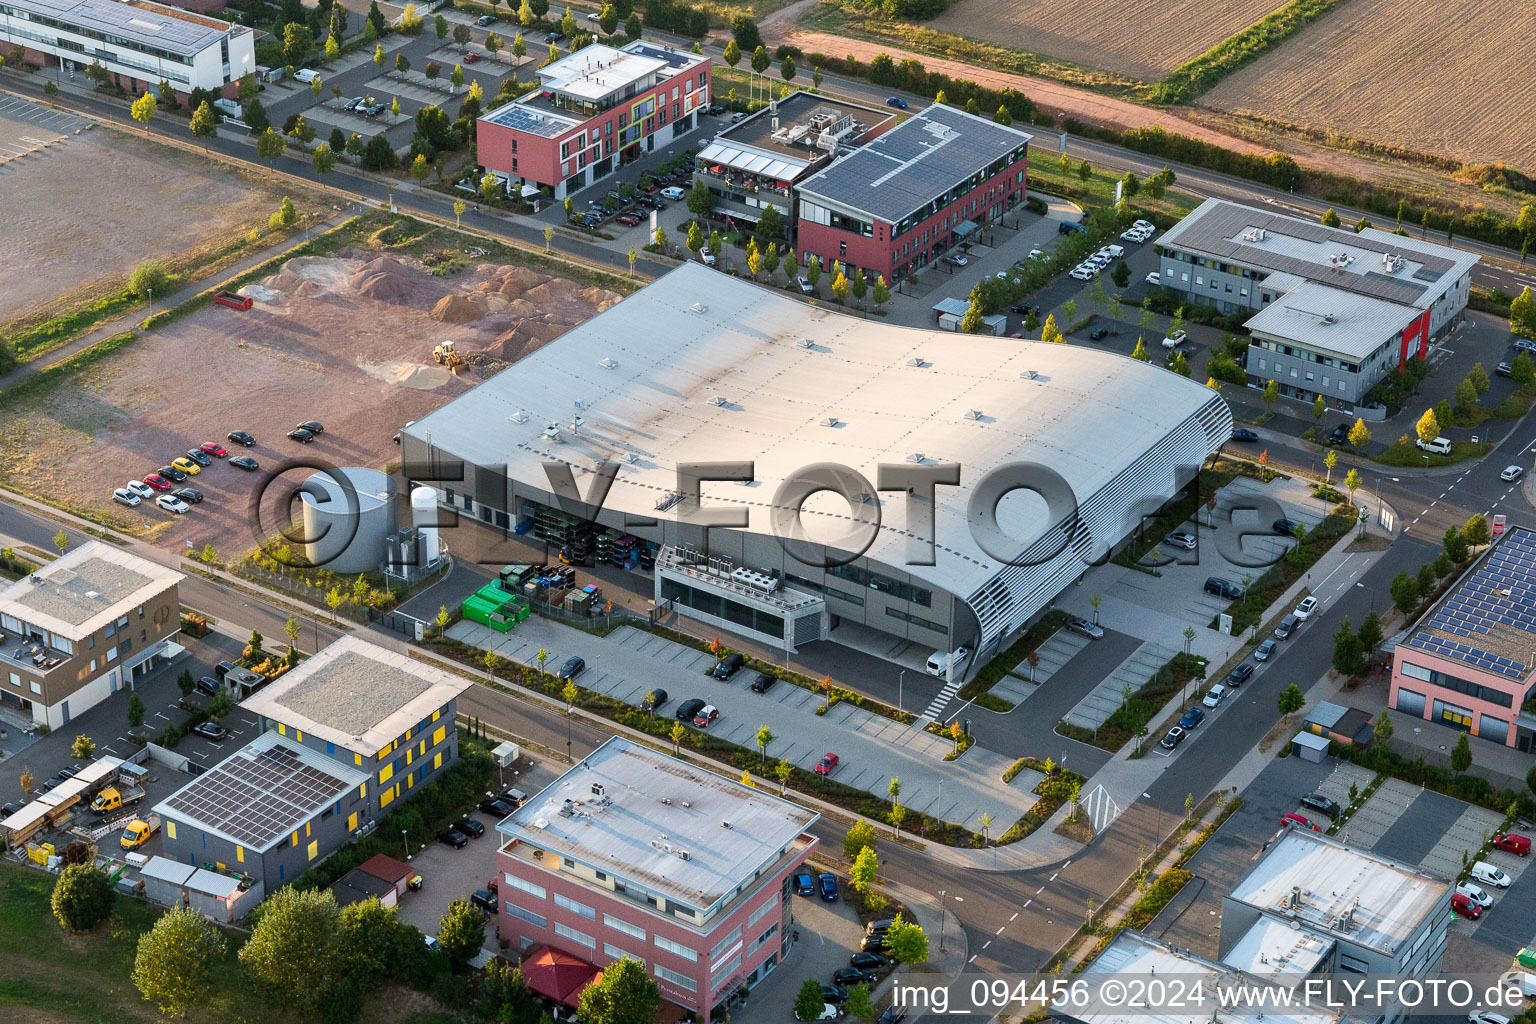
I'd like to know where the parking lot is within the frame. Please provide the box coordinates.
[736,883,887,1024]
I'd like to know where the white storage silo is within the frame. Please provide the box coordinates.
[298,467,396,574]
[411,485,443,566]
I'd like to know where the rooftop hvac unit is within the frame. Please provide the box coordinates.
[678,850,692,861]
[659,796,672,804]
[721,820,732,829]
[542,423,562,441]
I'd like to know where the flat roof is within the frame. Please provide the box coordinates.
[1072,930,1343,1024]
[497,737,817,913]
[8,0,237,56]
[1158,199,1479,310]
[1403,525,1536,679]
[482,97,582,139]
[0,541,181,641]
[240,635,471,756]
[155,730,368,854]
[400,263,1227,604]
[1244,282,1421,360]
[796,103,1031,225]
[1222,914,1333,981]
[539,43,667,101]
[1227,829,1448,954]
[703,91,896,177]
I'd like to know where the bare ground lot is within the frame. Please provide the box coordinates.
[0,249,622,553]
[0,113,296,323]
[926,0,1285,81]
[1206,0,1536,169]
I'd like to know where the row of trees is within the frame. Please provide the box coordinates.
[1388,515,1488,616]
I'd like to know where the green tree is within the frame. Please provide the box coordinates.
[177,669,196,698]
[993,104,1011,125]
[1451,731,1472,774]
[1511,287,1536,341]
[238,887,342,1016]
[1277,683,1305,716]
[774,757,793,794]
[1464,513,1491,548]
[669,720,685,754]
[1111,259,1130,288]
[781,55,796,81]
[1469,361,1491,394]
[1332,615,1366,676]
[410,152,431,182]
[454,22,472,45]
[1077,159,1091,181]
[282,21,313,66]
[1513,351,1536,387]
[805,254,821,287]
[1120,171,1139,197]
[624,12,640,37]
[872,275,891,308]
[130,91,157,128]
[337,897,409,985]
[831,270,850,303]
[686,221,704,253]
[128,261,167,299]
[1389,570,1420,615]
[189,100,217,151]
[843,820,879,862]
[395,52,410,73]
[435,11,449,37]
[886,915,929,965]
[208,692,234,720]
[70,734,95,759]
[1348,418,1371,448]
[723,39,740,67]
[255,127,286,172]
[481,172,502,204]
[1373,707,1393,747]
[312,141,335,174]
[959,291,984,333]
[51,864,114,932]
[600,2,617,33]
[127,693,145,728]
[1168,350,1191,377]
[850,846,878,894]
[1358,610,1383,654]
[481,961,541,1024]
[751,45,770,77]
[373,42,386,67]
[437,897,486,970]
[758,203,784,240]
[1320,208,1341,227]
[1453,377,1478,412]
[686,179,715,218]
[1130,337,1150,362]
[1263,379,1279,406]
[1312,394,1326,420]
[795,979,827,1021]
[133,905,226,1016]
[845,984,876,1020]
[1443,525,1469,563]
[754,725,774,763]
[577,956,660,1024]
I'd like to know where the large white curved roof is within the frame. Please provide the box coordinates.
[403,263,1228,599]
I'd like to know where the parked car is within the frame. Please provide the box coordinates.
[1202,683,1227,708]
[463,51,480,63]
[814,753,840,776]
[1231,427,1258,442]
[1221,664,1250,687]
[886,96,908,109]
[1069,266,1095,282]
[1497,361,1514,377]
[860,932,890,953]
[185,449,212,467]
[796,1004,839,1022]
[1325,423,1352,446]
[158,464,187,482]
[471,889,499,914]
[200,441,227,457]
[1165,531,1197,550]
[1293,596,1318,620]
[750,673,778,693]
[544,30,563,41]
[230,455,260,471]
[818,872,839,901]
[1451,892,1483,920]
[1455,881,1492,908]
[1179,707,1205,730]
[174,488,204,504]
[296,420,324,434]
[478,796,514,817]
[1161,329,1187,349]
[701,249,717,266]
[557,656,585,680]
[693,704,720,728]
[926,647,971,677]
[1160,726,1185,750]
[676,698,706,722]
[1273,614,1300,640]
[191,721,228,741]
[1088,327,1109,340]
[820,985,849,1005]
[1416,435,1452,455]
[640,688,668,712]
[1273,517,1301,537]
[1280,813,1320,832]
[1492,832,1532,855]
[156,494,190,514]
[833,968,875,987]
[615,213,642,227]
[476,13,496,24]
[1299,793,1338,818]
[126,480,154,499]
[196,676,222,697]
[452,818,485,838]
[288,427,316,443]
[798,276,816,294]
[875,1009,906,1024]
[944,254,969,267]
[1502,465,1525,482]
[436,828,468,849]
[227,430,256,446]
[850,952,889,971]
[362,103,385,117]
[1471,861,1512,888]
[1204,577,1243,599]
[112,488,141,507]
[1066,618,1104,639]
[795,872,817,896]
[1253,639,1277,661]
[712,653,744,679]
[660,186,686,200]
[1011,301,1040,316]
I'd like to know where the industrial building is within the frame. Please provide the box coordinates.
[0,541,183,729]
[1154,199,1478,411]
[0,0,256,97]
[1389,525,1536,749]
[690,90,897,233]
[793,103,1031,284]
[398,264,1230,668]
[156,635,471,888]
[493,737,819,1023]
[297,466,397,574]
[477,40,710,200]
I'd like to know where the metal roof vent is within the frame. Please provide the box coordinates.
[721,820,732,829]
[599,357,618,369]
[907,357,927,368]
[907,453,925,464]
[511,409,529,423]
[689,302,709,314]
[1021,369,1038,379]
[966,409,983,421]
[709,396,729,408]
[798,337,815,349]
[542,423,562,441]
[622,453,640,464]
[821,416,839,427]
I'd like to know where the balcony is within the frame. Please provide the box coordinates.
[696,167,791,203]
[0,635,68,676]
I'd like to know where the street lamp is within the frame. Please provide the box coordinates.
[566,705,573,765]
[898,669,905,715]
[938,889,946,952]
[1143,791,1162,846]
[402,828,409,861]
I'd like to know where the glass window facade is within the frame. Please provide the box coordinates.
[660,578,784,639]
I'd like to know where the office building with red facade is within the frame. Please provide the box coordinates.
[494,737,818,1022]
[1155,199,1478,412]
[792,103,1031,284]
[476,40,710,200]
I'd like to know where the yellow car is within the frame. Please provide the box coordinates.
[170,456,201,476]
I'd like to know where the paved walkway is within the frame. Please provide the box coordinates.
[0,202,361,391]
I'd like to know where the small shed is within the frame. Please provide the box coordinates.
[333,866,399,908]
[1291,731,1330,763]
[139,856,195,907]
[492,740,521,768]
[185,868,253,922]
[930,296,969,322]
[356,853,414,899]
[1304,701,1374,746]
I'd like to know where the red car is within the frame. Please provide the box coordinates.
[1451,892,1482,918]
[1280,813,1320,832]
[615,213,642,227]
[1492,833,1532,856]
[693,704,719,728]
[814,753,840,776]
[142,474,172,491]
[199,441,227,458]
[487,877,499,895]
[463,51,480,63]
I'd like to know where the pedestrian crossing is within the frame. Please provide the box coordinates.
[921,673,963,722]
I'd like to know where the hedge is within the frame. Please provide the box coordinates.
[1123,868,1192,930]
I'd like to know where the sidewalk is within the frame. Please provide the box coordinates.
[0,203,361,391]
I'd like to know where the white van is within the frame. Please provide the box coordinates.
[293,68,319,83]
[1471,861,1512,888]
[1501,972,1536,999]
[1416,436,1452,455]
[925,647,971,677]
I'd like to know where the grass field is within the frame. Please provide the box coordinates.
[1206,0,1536,169]
[926,0,1285,81]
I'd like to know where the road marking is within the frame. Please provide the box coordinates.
[1010,912,1019,921]
[968,955,978,964]
[1037,885,1046,894]
[1063,860,1071,868]
[1024,899,1032,908]
[996,926,1005,935]
[983,940,992,949]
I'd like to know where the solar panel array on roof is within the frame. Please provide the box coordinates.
[162,738,357,851]
[12,0,233,56]
[1409,528,1536,678]
[486,103,573,139]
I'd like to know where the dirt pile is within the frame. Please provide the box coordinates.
[349,256,419,305]
[431,293,490,323]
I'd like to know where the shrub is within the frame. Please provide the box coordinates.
[127,259,169,298]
